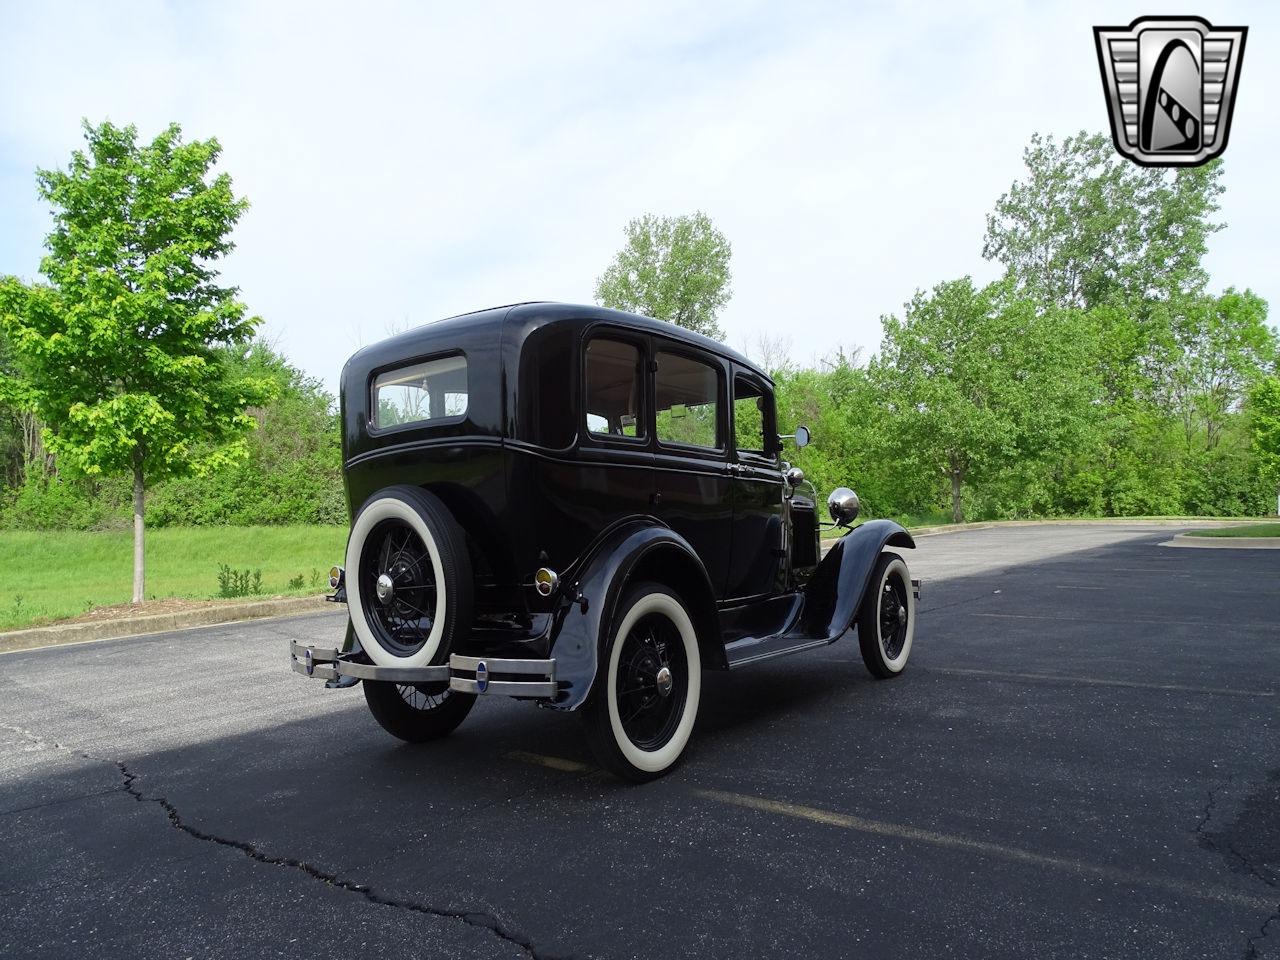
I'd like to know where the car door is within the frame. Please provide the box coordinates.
[574,331,655,547]
[725,370,785,600]
[650,343,733,596]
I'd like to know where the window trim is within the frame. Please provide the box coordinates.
[581,332,649,447]
[367,350,470,436]
[653,344,726,455]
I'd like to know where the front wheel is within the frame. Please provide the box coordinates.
[857,553,915,679]
[582,582,702,782]
[363,680,475,742]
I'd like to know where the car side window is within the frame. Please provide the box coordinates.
[585,338,643,439]
[733,375,770,455]
[655,351,721,449]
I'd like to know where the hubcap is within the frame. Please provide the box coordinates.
[655,666,674,697]
[376,573,395,603]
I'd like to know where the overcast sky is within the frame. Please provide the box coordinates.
[2,1,1275,391]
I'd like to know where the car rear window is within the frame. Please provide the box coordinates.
[372,355,468,429]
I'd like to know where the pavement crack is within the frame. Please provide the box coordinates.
[5,724,572,960]
[1195,786,1219,838]
[1247,910,1280,960]
[109,759,569,960]
[1190,778,1279,959]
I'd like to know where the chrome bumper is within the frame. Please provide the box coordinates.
[289,641,556,699]
[447,654,557,698]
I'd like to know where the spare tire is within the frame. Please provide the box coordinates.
[346,485,472,668]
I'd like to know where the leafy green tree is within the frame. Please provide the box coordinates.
[0,120,272,601]
[871,278,1101,523]
[1170,288,1276,450]
[983,132,1223,313]
[147,342,343,526]
[1251,377,1280,514]
[595,212,732,340]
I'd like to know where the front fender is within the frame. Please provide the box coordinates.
[544,520,718,711]
[798,519,915,641]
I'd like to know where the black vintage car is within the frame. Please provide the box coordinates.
[291,302,918,780]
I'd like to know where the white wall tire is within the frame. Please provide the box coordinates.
[856,554,914,679]
[346,486,472,668]
[583,583,702,781]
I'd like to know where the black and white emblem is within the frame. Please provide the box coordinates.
[1094,16,1247,167]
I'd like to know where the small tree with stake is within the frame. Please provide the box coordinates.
[0,120,273,602]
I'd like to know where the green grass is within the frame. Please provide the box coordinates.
[0,525,346,631]
[1185,522,1280,538]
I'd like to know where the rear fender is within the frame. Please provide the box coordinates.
[545,521,722,711]
[798,519,915,641]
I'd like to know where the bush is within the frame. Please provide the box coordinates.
[217,564,263,598]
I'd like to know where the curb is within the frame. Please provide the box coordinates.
[0,596,336,655]
[821,516,1268,549]
[1160,533,1280,550]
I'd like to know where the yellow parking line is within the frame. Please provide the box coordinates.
[505,750,593,773]
[931,666,1273,698]
[696,789,1275,911]
[973,611,1210,627]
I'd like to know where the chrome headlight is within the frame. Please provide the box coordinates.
[827,487,860,526]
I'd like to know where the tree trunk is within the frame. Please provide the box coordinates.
[949,455,964,524]
[132,461,145,605]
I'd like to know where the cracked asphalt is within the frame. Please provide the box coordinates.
[1,523,1277,959]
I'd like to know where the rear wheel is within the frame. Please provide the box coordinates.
[363,680,475,742]
[857,553,914,678]
[582,582,702,782]
[346,485,472,668]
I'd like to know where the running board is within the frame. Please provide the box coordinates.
[725,637,831,669]
[724,577,920,669]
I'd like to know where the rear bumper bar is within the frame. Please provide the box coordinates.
[289,641,556,699]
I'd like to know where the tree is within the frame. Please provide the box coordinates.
[871,278,1101,523]
[595,212,732,340]
[0,120,273,601]
[1169,289,1276,451]
[1251,377,1280,514]
[983,132,1224,313]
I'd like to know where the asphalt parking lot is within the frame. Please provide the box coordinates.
[2,523,1277,959]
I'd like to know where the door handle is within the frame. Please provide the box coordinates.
[649,492,662,505]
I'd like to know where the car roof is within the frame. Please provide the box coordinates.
[346,302,769,383]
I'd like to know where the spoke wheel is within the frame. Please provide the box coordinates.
[346,486,472,669]
[363,678,475,743]
[359,518,437,657]
[857,553,915,679]
[878,574,909,660]
[583,582,702,782]
[615,613,689,752]
[396,683,451,711]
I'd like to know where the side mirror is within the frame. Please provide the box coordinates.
[781,425,811,448]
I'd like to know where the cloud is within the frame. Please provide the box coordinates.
[2,0,1275,389]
